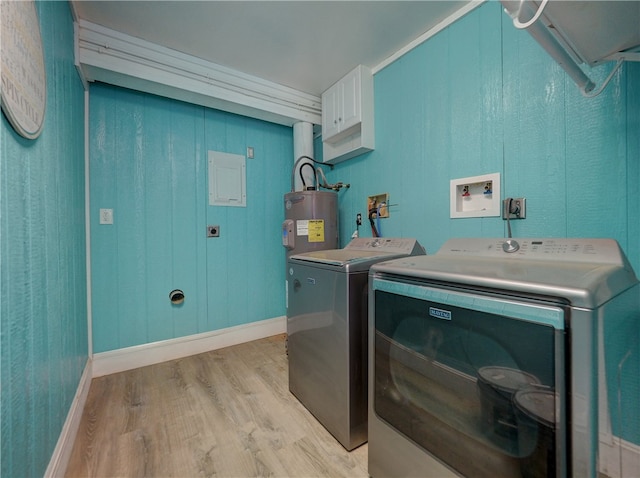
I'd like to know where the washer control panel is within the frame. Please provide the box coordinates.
[344,237,425,255]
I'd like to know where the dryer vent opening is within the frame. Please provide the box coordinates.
[169,289,185,305]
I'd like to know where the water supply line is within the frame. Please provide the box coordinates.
[291,155,327,192]
[316,167,350,192]
[368,203,385,238]
[299,162,317,190]
[290,155,350,192]
[368,208,380,238]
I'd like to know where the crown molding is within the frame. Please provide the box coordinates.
[75,20,321,126]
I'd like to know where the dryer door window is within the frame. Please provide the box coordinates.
[372,281,566,478]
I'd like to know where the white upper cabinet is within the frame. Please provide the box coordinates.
[321,81,341,140]
[321,65,374,164]
[323,67,361,142]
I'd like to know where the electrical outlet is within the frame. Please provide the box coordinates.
[502,198,526,219]
[207,225,220,237]
[99,208,114,225]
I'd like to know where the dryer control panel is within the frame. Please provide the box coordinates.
[437,238,628,265]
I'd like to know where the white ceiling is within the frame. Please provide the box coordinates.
[71,1,473,97]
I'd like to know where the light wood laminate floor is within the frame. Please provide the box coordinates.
[66,334,368,477]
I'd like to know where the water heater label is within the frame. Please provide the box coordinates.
[296,220,308,236]
[307,220,325,243]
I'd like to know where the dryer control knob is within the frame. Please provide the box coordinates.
[502,239,520,253]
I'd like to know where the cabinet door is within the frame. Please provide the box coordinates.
[321,84,341,140]
[339,67,361,133]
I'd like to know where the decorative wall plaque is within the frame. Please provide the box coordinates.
[1,0,47,139]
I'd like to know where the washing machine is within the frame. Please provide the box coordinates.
[368,238,639,478]
[286,237,425,450]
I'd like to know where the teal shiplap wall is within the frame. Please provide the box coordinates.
[90,84,291,353]
[1,2,87,477]
[324,2,640,445]
[328,5,505,246]
[330,4,640,257]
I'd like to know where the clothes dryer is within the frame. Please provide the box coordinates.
[368,238,639,478]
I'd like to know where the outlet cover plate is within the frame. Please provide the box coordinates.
[99,208,114,225]
[502,198,526,219]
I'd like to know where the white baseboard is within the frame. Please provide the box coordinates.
[92,316,286,377]
[600,435,640,478]
[46,316,285,476]
[44,358,93,478]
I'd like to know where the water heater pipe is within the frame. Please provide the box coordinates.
[293,122,314,191]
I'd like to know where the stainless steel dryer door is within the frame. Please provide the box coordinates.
[371,278,567,478]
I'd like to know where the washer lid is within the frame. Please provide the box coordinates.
[371,238,638,308]
[289,237,425,271]
[290,248,396,266]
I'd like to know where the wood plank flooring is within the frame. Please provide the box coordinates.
[65,334,368,477]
